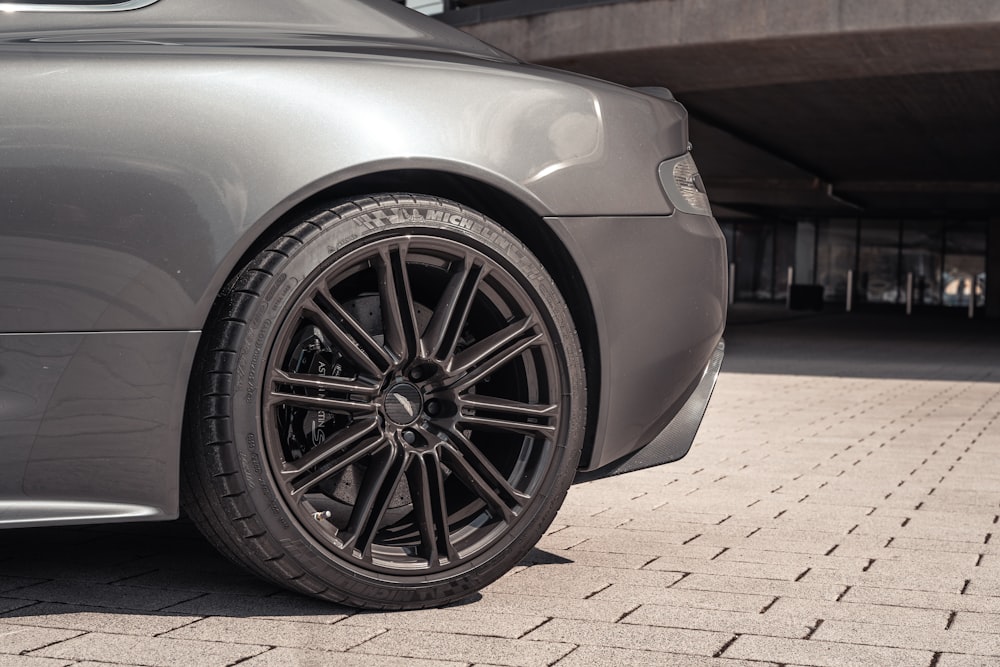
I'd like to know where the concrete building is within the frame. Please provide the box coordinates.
[403,0,1000,318]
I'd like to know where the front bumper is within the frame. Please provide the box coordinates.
[545,210,727,474]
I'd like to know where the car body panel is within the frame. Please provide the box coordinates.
[0,331,197,523]
[1,52,685,333]
[0,0,725,524]
[548,212,727,469]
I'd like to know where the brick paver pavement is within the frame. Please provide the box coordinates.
[1,307,999,666]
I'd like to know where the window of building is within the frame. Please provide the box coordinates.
[816,220,857,302]
[944,221,987,307]
[722,217,988,311]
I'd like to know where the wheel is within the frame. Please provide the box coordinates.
[183,194,586,608]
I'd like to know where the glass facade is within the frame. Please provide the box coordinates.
[720,219,989,310]
[944,221,988,307]
[721,221,795,301]
[858,221,900,304]
[815,220,857,303]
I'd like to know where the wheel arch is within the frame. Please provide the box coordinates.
[195,167,602,471]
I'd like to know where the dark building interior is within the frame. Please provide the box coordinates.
[409,0,1000,318]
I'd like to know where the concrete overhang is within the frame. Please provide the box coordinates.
[449,0,1000,218]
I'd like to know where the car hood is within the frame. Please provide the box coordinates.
[0,0,516,63]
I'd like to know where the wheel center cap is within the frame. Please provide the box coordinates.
[383,382,423,426]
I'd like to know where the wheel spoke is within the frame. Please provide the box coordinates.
[458,414,556,437]
[458,395,558,438]
[439,440,517,523]
[267,390,376,415]
[341,442,410,559]
[447,317,543,392]
[377,245,420,363]
[420,259,484,361]
[282,421,384,495]
[270,369,379,397]
[302,290,392,378]
[406,449,457,566]
[445,428,530,507]
[460,395,559,418]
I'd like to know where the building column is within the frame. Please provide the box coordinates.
[794,220,817,284]
[987,219,1000,320]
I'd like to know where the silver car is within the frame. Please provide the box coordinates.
[0,0,727,608]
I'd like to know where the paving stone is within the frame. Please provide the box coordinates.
[754,529,888,549]
[535,529,589,551]
[0,559,154,586]
[617,516,756,536]
[966,579,1000,596]
[0,657,73,667]
[752,516,871,534]
[622,604,811,638]
[0,600,35,615]
[551,645,775,667]
[524,618,731,656]
[520,548,655,569]
[715,547,870,572]
[646,510,734,525]
[163,616,381,651]
[831,546,980,567]
[8,581,200,612]
[31,632,266,667]
[454,591,636,623]
[557,528,704,555]
[0,579,46,595]
[691,533,841,555]
[813,619,1000,656]
[889,536,1000,555]
[903,509,1000,529]
[644,556,809,580]
[763,597,949,629]
[760,504,877,522]
[592,584,773,613]
[562,485,660,510]
[872,558,997,580]
[161,593,352,624]
[951,611,1000,634]
[114,569,281,596]
[351,629,574,667]
[894,526,992,543]
[238,648,466,667]
[0,623,81,654]
[977,555,1000,570]
[843,586,1000,614]
[555,503,616,516]
[342,608,547,639]
[722,634,933,667]
[549,512,626,529]
[936,654,1000,667]
[674,573,846,601]
[484,565,625,599]
[917,500,1000,514]
[801,567,968,593]
[1,602,198,636]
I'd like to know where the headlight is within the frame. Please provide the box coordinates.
[659,153,712,216]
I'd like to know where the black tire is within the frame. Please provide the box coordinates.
[182,194,586,609]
